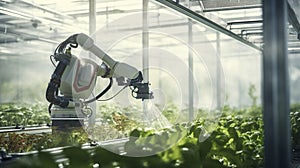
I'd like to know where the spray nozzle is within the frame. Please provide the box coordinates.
[116,71,154,100]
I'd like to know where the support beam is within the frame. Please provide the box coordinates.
[287,2,300,39]
[142,0,149,83]
[203,4,262,12]
[227,20,262,28]
[142,0,149,119]
[89,0,96,35]
[188,18,194,121]
[186,0,194,121]
[262,0,291,167]
[19,0,73,19]
[216,32,221,110]
[153,0,261,51]
[88,0,96,126]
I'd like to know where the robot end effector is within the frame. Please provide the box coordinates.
[46,33,153,108]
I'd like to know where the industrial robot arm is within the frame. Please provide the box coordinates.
[76,33,138,80]
[46,33,153,109]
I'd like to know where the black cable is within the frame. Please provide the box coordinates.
[70,43,78,48]
[98,85,128,101]
[48,103,53,114]
[46,60,70,108]
[84,78,113,104]
[50,55,57,67]
[53,34,78,57]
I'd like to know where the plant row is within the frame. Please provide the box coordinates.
[2,103,300,167]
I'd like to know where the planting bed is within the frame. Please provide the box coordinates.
[0,103,300,167]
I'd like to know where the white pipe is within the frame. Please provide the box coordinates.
[143,0,149,83]
[142,0,149,120]
[216,32,221,110]
[88,0,96,126]
[188,0,194,121]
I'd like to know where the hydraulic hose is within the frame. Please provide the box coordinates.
[83,77,113,104]
[46,58,70,108]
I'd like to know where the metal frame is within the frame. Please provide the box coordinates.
[203,4,262,12]
[188,8,194,121]
[143,0,150,118]
[18,0,72,18]
[227,20,263,28]
[153,0,261,51]
[287,2,300,37]
[216,32,221,109]
[88,0,97,126]
[262,0,291,167]
[186,0,194,121]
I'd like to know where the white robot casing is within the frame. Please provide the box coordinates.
[60,55,99,100]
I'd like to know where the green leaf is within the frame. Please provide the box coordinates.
[198,139,212,160]
[210,148,243,168]
[203,158,225,168]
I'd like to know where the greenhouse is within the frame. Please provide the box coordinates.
[0,0,299,167]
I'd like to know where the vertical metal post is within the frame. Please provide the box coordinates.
[142,0,149,116]
[89,0,96,35]
[262,0,291,168]
[16,52,21,101]
[106,6,109,28]
[186,0,194,122]
[238,79,242,108]
[89,0,96,126]
[216,32,221,110]
[188,19,194,121]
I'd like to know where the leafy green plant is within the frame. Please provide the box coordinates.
[0,103,50,127]
[290,104,300,148]
[10,109,265,168]
[0,128,91,153]
[0,133,54,153]
[4,103,300,168]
